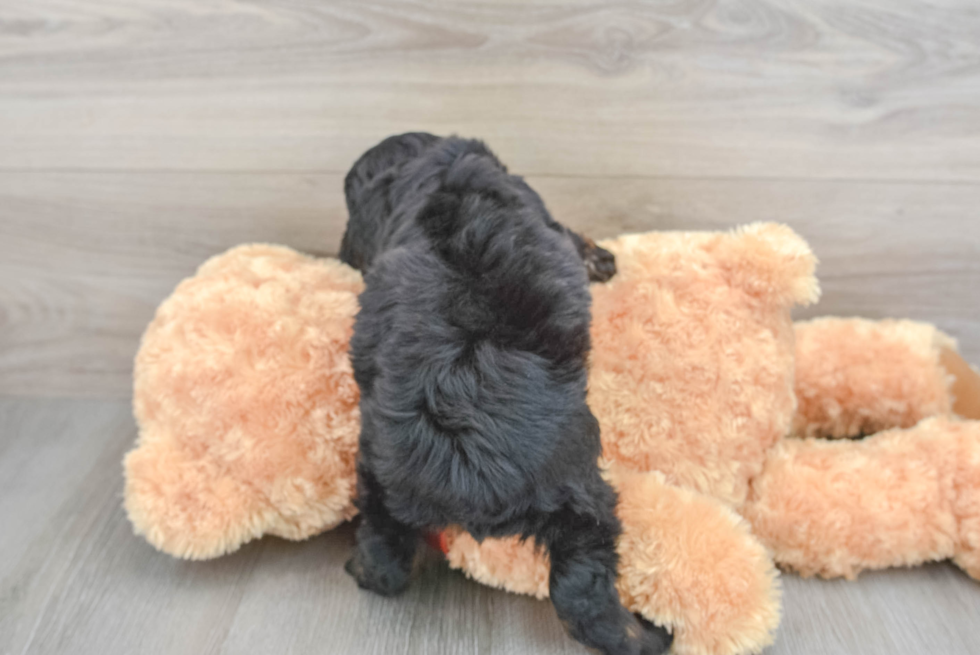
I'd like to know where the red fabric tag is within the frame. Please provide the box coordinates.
[424,530,449,555]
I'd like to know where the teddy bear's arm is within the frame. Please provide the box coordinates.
[792,318,980,439]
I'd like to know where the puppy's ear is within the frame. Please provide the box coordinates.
[711,222,820,308]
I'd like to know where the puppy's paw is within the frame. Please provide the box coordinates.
[635,615,673,655]
[581,239,617,283]
[344,552,412,597]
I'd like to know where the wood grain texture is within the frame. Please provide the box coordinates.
[2,0,979,398]
[2,2,979,652]
[1,172,978,397]
[776,566,980,655]
[1,0,980,179]
[1,398,979,655]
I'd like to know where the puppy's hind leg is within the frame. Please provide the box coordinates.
[543,484,672,655]
[345,462,419,597]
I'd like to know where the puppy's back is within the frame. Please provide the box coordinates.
[353,139,599,532]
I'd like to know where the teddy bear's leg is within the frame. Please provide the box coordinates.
[610,466,781,655]
[442,529,552,598]
[344,462,420,597]
[951,420,980,579]
[542,477,673,655]
[744,418,980,580]
[444,466,783,655]
[792,318,980,439]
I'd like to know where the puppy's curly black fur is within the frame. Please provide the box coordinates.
[340,133,671,655]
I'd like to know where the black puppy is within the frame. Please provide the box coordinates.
[340,133,671,655]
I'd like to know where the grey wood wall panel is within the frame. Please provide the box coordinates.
[1,1,979,180]
[2,173,977,397]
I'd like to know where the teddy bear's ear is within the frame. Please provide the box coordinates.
[711,223,821,309]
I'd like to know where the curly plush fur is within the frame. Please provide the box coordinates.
[339,133,670,655]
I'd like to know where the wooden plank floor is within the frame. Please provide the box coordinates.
[1,1,979,653]
[1,398,979,655]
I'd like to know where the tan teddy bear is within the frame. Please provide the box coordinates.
[124,224,980,655]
